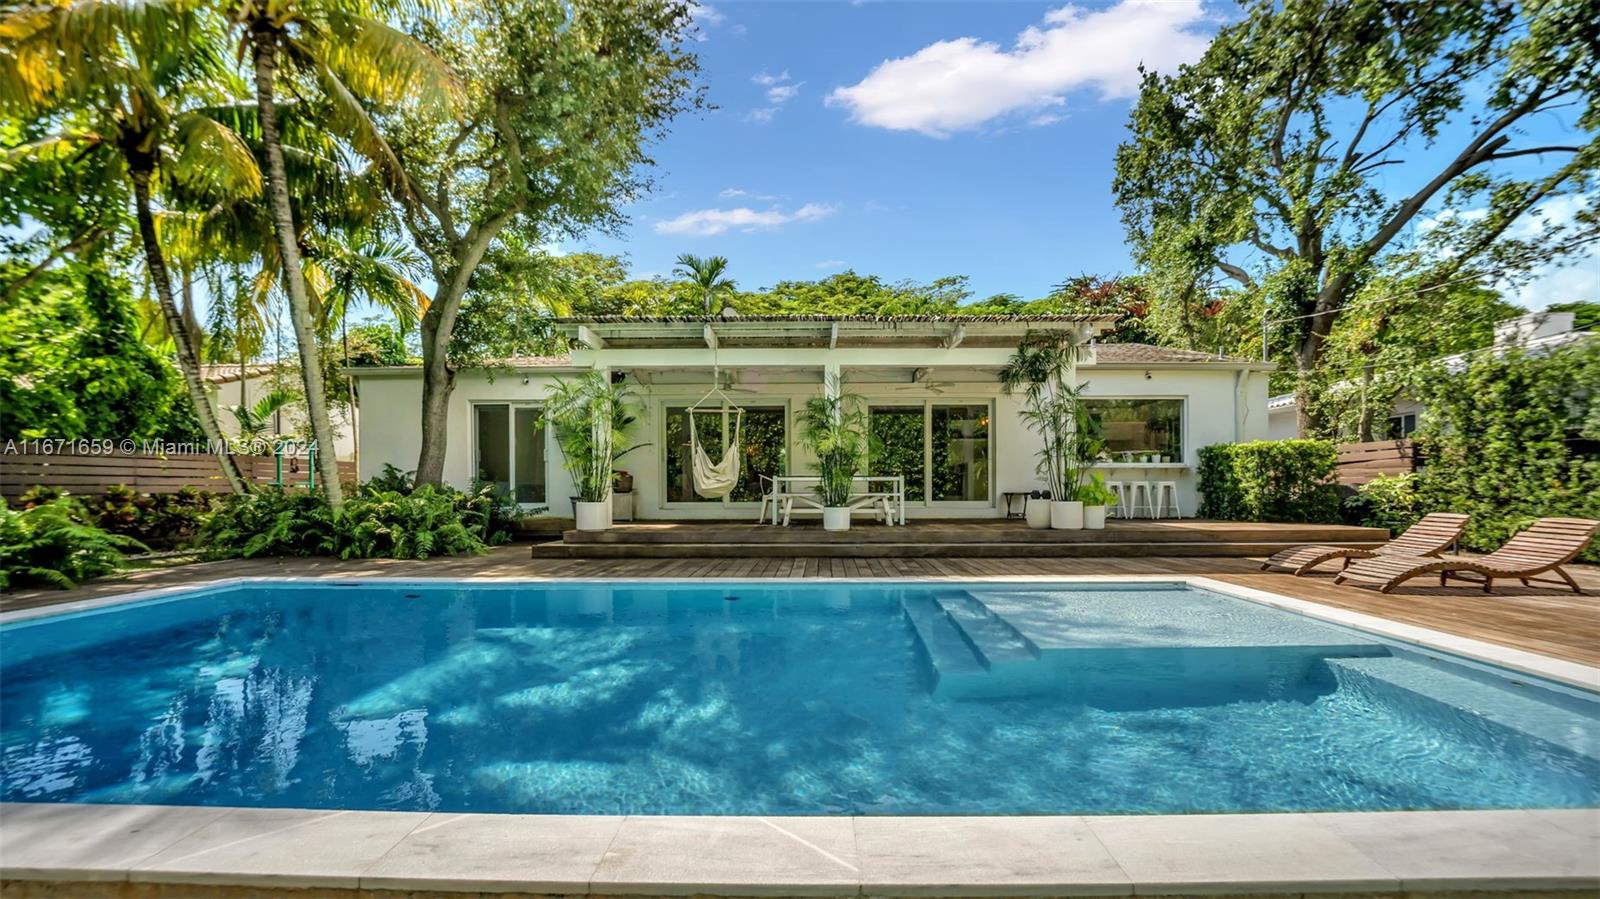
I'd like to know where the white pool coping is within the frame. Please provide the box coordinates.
[2,575,1598,895]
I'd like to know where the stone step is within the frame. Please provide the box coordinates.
[529,541,1378,560]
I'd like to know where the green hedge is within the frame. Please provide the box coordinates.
[1197,439,1342,523]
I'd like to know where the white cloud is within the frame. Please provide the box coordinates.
[827,0,1212,137]
[720,188,778,201]
[1420,193,1598,309]
[814,259,847,269]
[688,1,725,41]
[747,71,802,123]
[654,203,837,237]
[766,82,802,104]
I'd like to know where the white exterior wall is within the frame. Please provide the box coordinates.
[208,372,358,461]
[1266,406,1299,441]
[352,362,1272,520]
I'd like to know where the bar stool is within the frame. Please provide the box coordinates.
[1128,481,1155,519]
[1153,481,1181,519]
[1105,481,1129,518]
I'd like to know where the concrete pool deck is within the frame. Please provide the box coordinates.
[2,574,1597,896]
[2,803,1597,896]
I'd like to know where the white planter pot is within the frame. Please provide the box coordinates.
[822,507,851,532]
[575,501,610,532]
[1050,500,1083,530]
[1024,498,1052,529]
[1083,505,1107,530]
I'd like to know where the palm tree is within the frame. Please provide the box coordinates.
[1,0,258,493]
[673,254,736,315]
[225,0,456,506]
[225,388,297,443]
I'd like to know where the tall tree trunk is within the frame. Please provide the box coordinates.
[414,307,453,485]
[1356,360,1376,442]
[129,168,249,494]
[250,26,344,506]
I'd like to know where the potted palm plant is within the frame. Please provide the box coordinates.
[797,382,874,532]
[548,371,644,531]
[1000,332,1093,530]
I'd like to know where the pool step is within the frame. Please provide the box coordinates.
[1324,655,1600,761]
[932,592,1039,668]
[901,596,989,694]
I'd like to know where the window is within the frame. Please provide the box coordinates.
[665,405,786,504]
[474,404,546,504]
[1386,413,1417,439]
[1083,399,1182,461]
[869,406,926,501]
[931,404,990,501]
[868,402,991,503]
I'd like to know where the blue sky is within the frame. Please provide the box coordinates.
[571,0,1596,308]
[574,0,1216,300]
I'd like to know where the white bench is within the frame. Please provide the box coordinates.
[762,475,905,526]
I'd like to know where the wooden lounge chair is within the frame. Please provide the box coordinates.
[1334,517,1599,594]
[1260,512,1469,575]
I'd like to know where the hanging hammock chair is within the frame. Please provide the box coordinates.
[687,374,745,499]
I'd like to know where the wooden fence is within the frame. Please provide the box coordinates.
[1,450,356,500]
[1335,439,1417,486]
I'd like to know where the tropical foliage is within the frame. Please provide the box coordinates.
[1404,342,1600,561]
[547,371,645,503]
[1115,0,1599,435]
[1,497,147,590]
[796,383,875,508]
[1000,332,1098,502]
[86,485,218,550]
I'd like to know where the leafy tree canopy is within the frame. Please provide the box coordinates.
[1114,0,1599,434]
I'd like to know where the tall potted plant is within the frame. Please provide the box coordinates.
[797,382,874,532]
[548,371,644,531]
[1000,332,1093,530]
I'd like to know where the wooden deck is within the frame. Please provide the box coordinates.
[539,518,1391,558]
[5,545,1597,668]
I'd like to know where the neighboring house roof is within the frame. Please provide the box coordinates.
[200,363,281,384]
[346,355,580,377]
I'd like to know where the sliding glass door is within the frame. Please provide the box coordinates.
[868,401,991,506]
[473,403,546,505]
[664,405,787,505]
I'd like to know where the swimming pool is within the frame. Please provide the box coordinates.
[1,580,1595,816]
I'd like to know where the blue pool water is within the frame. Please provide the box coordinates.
[1,580,1596,816]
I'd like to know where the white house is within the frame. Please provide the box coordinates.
[202,363,359,461]
[1266,309,1594,440]
[351,315,1274,520]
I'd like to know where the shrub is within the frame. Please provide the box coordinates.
[364,463,416,495]
[1,497,147,590]
[1197,439,1341,523]
[199,480,511,561]
[1344,474,1420,533]
[196,488,339,559]
[85,485,216,549]
[340,486,485,559]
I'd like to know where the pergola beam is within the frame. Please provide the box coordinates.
[575,325,607,350]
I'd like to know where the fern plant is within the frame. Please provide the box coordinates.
[1,497,147,590]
